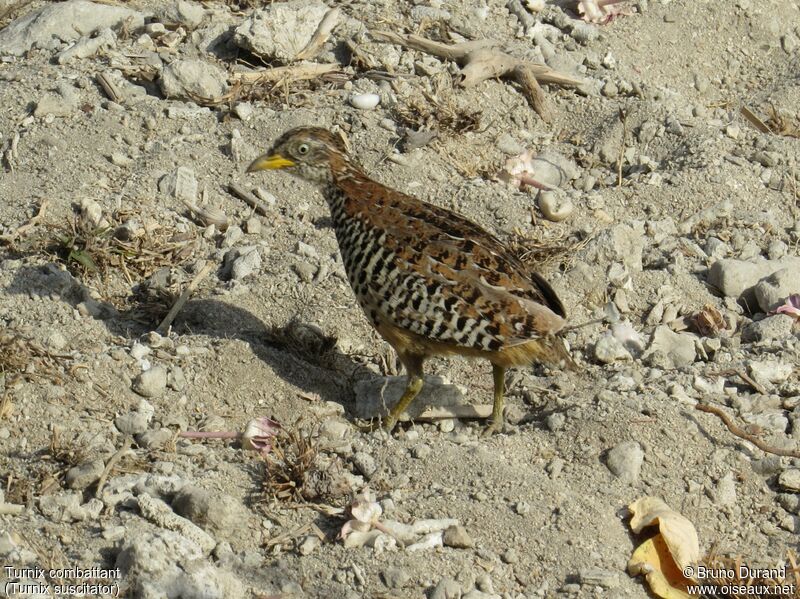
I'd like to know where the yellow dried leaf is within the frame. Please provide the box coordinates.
[628,497,700,570]
[628,534,692,599]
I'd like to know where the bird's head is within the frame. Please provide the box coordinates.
[246,127,349,185]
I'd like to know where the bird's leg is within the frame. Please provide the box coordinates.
[357,353,425,433]
[382,353,425,431]
[383,374,423,432]
[482,364,506,436]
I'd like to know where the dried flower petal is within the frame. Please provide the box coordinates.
[241,417,281,453]
[498,150,555,191]
[340,489,383,540]
[774,294,800,318]
[691,304,726,337]
[350,489,382,524]
[577,0,634,24]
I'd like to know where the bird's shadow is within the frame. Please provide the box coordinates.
[6,263,377,415]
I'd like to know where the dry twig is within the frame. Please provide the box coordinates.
[696,403,800,458]
[0,200,49,246]
[740,106,772,134]
[95,438,133,497]
[155,260,215,335]
[228,183,274,216]
[295,7,340,61]
[370,30,581,119]
[710,367,768,396]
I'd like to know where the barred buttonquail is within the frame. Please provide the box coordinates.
[247,127,572,435]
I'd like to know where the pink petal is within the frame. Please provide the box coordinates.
[775,294,800,317]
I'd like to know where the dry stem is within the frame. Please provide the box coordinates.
[696,402,800,459]
[0,200,48,246]
[155,260,215,335]
[370,30,581,119]
[228,183,273,216]
[295,8,340,61]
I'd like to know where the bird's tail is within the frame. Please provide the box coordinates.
[542,335,580,372]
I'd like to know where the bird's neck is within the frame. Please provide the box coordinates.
[323,155,368,202]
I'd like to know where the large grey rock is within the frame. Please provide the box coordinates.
[606,441,644,483]
[116,530,244,599]
[645,326,696,368]
[160,59,228,101]
[57,27,116,63]
[585,224,645,271]
[708,258,800,307]
[0,0,143,56]
[754,268,799,313]
[132,365,168,398]
[233,1,329,61]
[156,0,205,29]
[172,485,251,543]
[742,314,796,342]
[352,375,465,420]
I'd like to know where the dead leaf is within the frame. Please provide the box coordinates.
[629,497,700,570]
[628,534,693,599]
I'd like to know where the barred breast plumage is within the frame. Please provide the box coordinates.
[247,126,574,435]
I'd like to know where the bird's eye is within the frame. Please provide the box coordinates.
[297,143,310,155]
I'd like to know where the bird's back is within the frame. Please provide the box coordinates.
[324,162,566,358]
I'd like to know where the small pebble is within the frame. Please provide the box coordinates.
[382,566,410,589]
[65,459,105,490]
[430,578,461,599]
[779,469,800,492]
[606,441,644,482]
[298,535,320,556]
[502,548,518,564]
[725,124,740,139]
[443,525,474,548]
[545,412,566,432]
[245,217,261,235]
[411,443,431,459]
[352,451,377,478]
[350,93,380,110]
[132,366,168,398]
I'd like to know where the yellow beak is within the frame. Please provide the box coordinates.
[246,153,295,172]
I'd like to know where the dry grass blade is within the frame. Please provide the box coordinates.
[697,548,800,598]
[0,327,69,385]
[261,425,320,503]
[45,211,197,281]
[392,75,481,135]
[507,226,592,272]
[47,427,90,469]
[765,105,800,138]
[259,420,351,505]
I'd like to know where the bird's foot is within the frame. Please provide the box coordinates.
[481,419,504,437]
